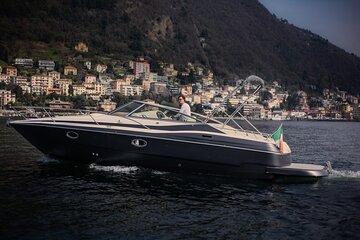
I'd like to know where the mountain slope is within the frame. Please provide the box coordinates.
[0,0,359,94]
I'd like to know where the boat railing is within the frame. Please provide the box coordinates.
[205,75,267,137]
[9,106,105,125]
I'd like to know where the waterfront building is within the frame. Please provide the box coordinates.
[47,99,73,110]
[353,104,360,121]
[243,103,265,119]
[98,99,117,112]
[0,89,16,108]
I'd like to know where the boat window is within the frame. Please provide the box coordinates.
[110,102,143,116]
[129,104,198,122]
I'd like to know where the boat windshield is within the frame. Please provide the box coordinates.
[110,101,200,123]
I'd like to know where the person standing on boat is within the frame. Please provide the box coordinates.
[176,95,191,121]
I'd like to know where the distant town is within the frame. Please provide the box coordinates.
[0,42,359,121]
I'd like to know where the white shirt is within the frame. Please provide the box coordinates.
[179,102,191,116]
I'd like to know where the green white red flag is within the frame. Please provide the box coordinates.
[272,123,284,153]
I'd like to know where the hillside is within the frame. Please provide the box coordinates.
[0,0,360,94]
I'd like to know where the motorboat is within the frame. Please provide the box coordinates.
[9,76,331,180]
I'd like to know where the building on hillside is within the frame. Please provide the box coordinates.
[15,76,31,93]
[31,75,54,88]
[0,74,11,84]
[85,74,97,83]
[94,83,105,96]
[48,71,60,81]
[192,94,202,104]
[167,85,180,95]
[15,58,34,67]
[96,64,107,73]
[111,79,131,92]
[85,93,101,101]
[72,85,86,96]
[157,75,169,84]
[181,85,193,96]
[84,61,91,70]
[134,60,150,78]
[74,42,89,53]
[64,65,77,75]
[228,97,241,106]
[120,85,142,96]
[47,88,62,95]
[6,66,17,77]
[140,72,158,82]
[150,82,168,95]
[0,90,16,108]
[31,75,54,95]
[39,60,55,70]
[56,79,72,96]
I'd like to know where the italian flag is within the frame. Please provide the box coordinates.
[272,124,284,153]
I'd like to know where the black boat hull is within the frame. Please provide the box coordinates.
[10,121,294,179]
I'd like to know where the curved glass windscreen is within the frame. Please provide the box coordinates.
[110,101,198,122]
[129,103,198,122]
[110,101,224,125]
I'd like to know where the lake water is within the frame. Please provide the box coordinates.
[0,119,359,239]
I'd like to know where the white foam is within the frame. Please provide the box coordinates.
[37,156,60,164]
[329,169,360,178]
[152,170,168,175]
[89,163,139,173]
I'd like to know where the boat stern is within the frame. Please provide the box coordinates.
[265,161,331,179]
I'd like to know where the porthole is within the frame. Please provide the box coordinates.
[66,131,79,139]
[131,139,147,148]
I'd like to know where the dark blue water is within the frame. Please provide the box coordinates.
[1,119,359,239]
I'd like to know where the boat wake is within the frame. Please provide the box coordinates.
[89,163,139,173]
[329,169,360,178]
[89,164,168,175]
[37,156,61,164]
